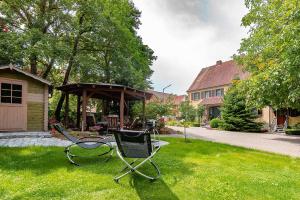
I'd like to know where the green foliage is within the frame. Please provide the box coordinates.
[166,120,179,126]
[210,118,223,128]
[132,102,173,120]
[179,101,196,121]
[285,129,300,135]
[237,0,300,109]
[196,104,205,123]
[0,0,155,88]
[221,83,262,132]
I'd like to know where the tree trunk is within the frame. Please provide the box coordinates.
[30,54,38,75]
[42,59,55,79]
[54,14,85,121]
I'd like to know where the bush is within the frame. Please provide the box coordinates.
[285,129,300,135]
[192,122,200,127]
[166,120,179,126]
[210,118,223,128]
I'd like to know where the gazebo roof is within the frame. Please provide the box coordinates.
[57,83,153,101]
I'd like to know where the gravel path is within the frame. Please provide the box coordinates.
[0,136,71,147]
[168,126,300,158]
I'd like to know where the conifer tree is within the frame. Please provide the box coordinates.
[221,83,262,132]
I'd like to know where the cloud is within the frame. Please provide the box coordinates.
[133,0,248,94]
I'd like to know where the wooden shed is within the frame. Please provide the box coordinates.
[0,65,51,132]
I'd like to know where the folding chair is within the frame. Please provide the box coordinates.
[113,129,161,182]
[52,123,114,166]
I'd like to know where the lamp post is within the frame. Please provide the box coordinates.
[162,84,172,103]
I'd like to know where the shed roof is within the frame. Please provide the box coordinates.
[57,83,152,101]
[0,64,51,85]
[187,60,249,92]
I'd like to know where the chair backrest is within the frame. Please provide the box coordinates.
[53,123,79,143]
[113,130,152,158]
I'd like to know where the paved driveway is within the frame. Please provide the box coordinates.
[168,126,300,158]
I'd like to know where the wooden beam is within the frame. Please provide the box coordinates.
[124,90,146,99]
[82,89,87,132]
[64,92,69,127]
[77,95,81,129]
[120,91,125,130]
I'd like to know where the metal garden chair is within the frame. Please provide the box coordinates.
[113,129,161,182]
[52,123,114,166]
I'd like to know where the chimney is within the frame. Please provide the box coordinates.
[216,60,222,65]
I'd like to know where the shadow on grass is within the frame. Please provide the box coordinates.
[131,175,179,200]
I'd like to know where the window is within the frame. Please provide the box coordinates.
[0,83,22,104]
[205,91,210,98]
[191,92,200,101]
[216,88,224,97]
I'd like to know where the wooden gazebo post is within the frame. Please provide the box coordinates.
[82,89,87,132]
[64,92,69,127]
[142,97,146,127]
[120,90,125,129]
[76,95,81,129]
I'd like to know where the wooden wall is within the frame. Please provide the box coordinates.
[0,70,48,131]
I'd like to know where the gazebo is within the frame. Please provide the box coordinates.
[57,83,152,131]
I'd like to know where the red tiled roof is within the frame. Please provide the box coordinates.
[187,60,249,92]
[200,96,223,105]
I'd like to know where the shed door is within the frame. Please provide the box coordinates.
[0,78,27,131]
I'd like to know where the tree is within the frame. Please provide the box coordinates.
[236,0,300,110]
[0,1,156,121]
[132,102,173,120]
[196,104,205,124]
[53,0,155,120]
[221,82,262,132]
[0,0,68,75]
[179,101,196,122]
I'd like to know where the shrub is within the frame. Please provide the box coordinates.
[166,120,179,126]
[285,129,300,135]
[192,122,200,127]
[210,118,223,128]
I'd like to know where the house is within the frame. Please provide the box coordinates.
[147,90,186,117]
[187,60,300,131]
[147,90,175,103]
[187,60,271,124]
[0,65,51,132]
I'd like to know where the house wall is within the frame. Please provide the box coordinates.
[0,70,48,131]
[255,107,275,127]
[289,116,300,126]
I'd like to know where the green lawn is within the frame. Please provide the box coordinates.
[1,138,300,200]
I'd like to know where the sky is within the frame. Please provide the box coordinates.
[132,0,249,95]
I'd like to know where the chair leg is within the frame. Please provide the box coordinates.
[65,146,80,166]
[114,148,161,182]
[104,148,114,162]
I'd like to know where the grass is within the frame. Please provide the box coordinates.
[1,137,300,200]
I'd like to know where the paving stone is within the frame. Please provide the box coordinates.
[0,137,72,147]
